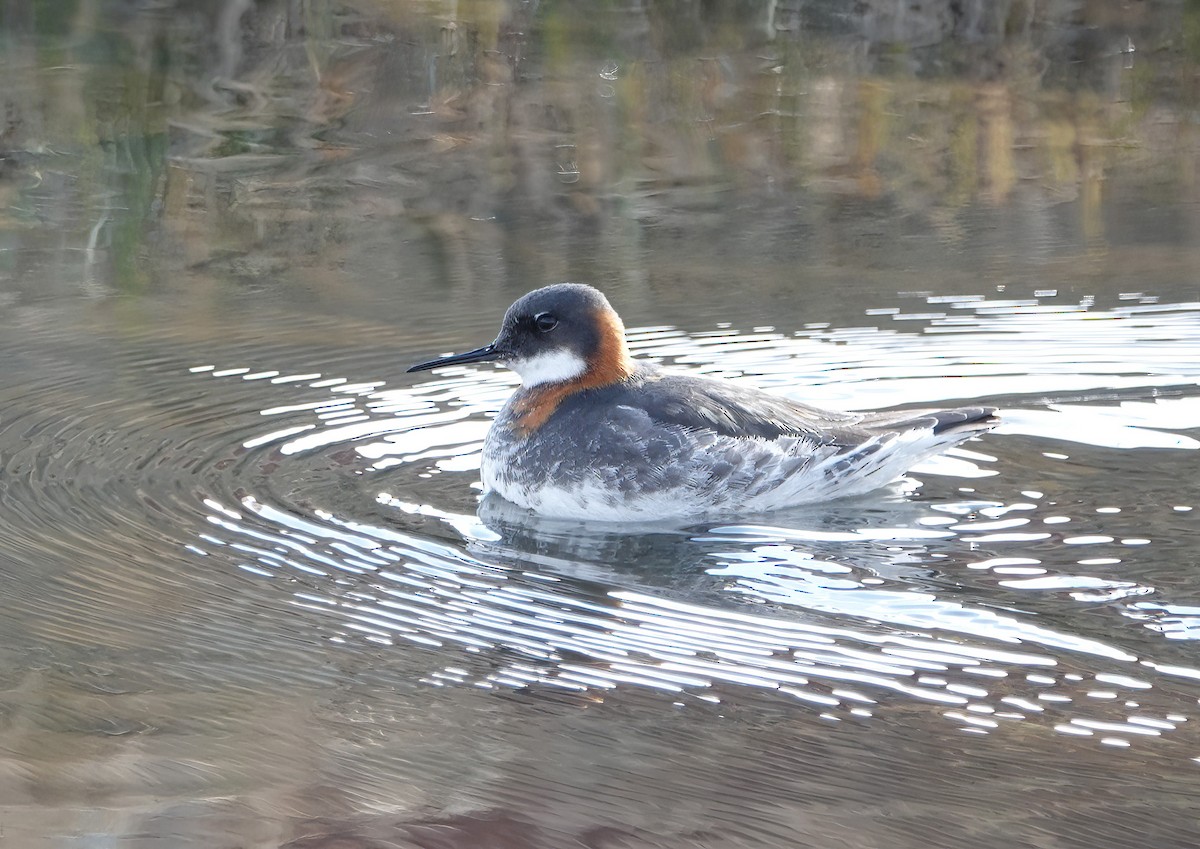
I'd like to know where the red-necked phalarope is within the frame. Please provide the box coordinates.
[408,284,996,521]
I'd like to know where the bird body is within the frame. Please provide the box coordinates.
[408,284,995,521]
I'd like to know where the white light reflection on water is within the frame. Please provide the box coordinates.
[660,298,1200,450]
[189,292,1200,750]
[193,489,1200,746]
[700,526,1143,658]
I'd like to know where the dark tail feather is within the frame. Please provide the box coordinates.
[861,406,997,436]
[928,407,997,435]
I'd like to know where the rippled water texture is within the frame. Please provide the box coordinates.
[3,2,1200,847]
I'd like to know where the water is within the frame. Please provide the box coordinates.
[3,2,1200,846]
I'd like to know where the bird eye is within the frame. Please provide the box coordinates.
[534,312,558,332]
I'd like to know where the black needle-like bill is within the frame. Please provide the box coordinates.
[407,343,502,373]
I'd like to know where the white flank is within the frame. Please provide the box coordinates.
[509,350,588,387]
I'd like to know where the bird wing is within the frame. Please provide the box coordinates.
[593,368,996,445]
[608,369,863,444]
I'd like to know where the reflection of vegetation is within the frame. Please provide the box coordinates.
[106,130,166,292]
[26,0,82,38]
[1185,1,1200,63]
[2,0,1200,297]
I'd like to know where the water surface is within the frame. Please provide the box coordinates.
[2,2,1200,847]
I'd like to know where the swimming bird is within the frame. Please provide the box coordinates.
[408,284,995,521]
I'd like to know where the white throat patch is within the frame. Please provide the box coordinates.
[509,350,588,387]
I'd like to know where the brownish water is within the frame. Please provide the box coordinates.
[2,1,1200,847]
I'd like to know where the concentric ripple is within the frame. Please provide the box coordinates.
[3,291,1200,848]
[195,488,1198,747]
[162,292,1200,753]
